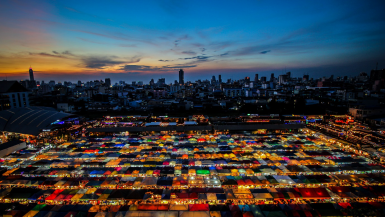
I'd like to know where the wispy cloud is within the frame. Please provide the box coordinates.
[82,56,126,69]
[29,51,70,59]
[120,65,152,71]
[260,50,271,54]
[30,50,140,69]
[180,55,212,61]
[181,50,197,55]
[120,63,197,72]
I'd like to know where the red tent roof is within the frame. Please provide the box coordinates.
[188,204,209,211]
[297,188,330,199]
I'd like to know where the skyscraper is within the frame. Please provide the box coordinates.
[254,74,259,82]
[270,73,274,82]
[286,71,291,79]
[158,78,165,85]
[28,67,36,88]
[211,75,216,84]
[105,78,111,87]
[218,75,222,83]
[278,74,288,85]
[179,69,184,85]
[29,67,34,81]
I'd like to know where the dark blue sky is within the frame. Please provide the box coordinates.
[0,0,384,83]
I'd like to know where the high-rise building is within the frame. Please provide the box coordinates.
[261,76,267,82]
[77,80,82,86]
[28,67,36,88]
[303,75,309,81]
[254,74,259,82]
[270,73,274,82]
[370,69,385,81]
[158,78,166,85]
[179,69,184,85]
[286,71,291,79]
[278,74,288,85]
[245,77,250,83]
[218,75,222,83]
[29,67,34,81]
[105,78,111,87]
[211,76,216,84]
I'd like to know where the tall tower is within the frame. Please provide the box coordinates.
[105,78,111,87]
[29,67,34,81]
[179,69,184,85]
[254,74,259,82]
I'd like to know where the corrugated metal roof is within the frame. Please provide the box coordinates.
[0,107,73,135]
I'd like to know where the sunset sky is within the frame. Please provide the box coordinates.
[1,0,385,83]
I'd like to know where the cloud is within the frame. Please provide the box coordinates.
[181,55,212,61]
[208,41,236,51]
[162,64,197,69]
[174,35,189,47]
[81,57,125,69]
[29,50,141,69]
[82,56,141,69]
[62,50,75,56]
[120,65,152,71]
[120,63,198,72]
[260,50,271,54]
[181,50,197,55]
[177,55,215,66]
[29,52,67,58]
[29,51,76,59]
[219,52,229,56]
[158,59,172,62]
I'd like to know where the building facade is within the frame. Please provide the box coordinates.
[0,81,30,110]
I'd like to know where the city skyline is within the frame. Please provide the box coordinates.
[1,0,385,82]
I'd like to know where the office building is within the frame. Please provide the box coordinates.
[0,81,30,110]
[105,78,111,87]
[179,69,184,85]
